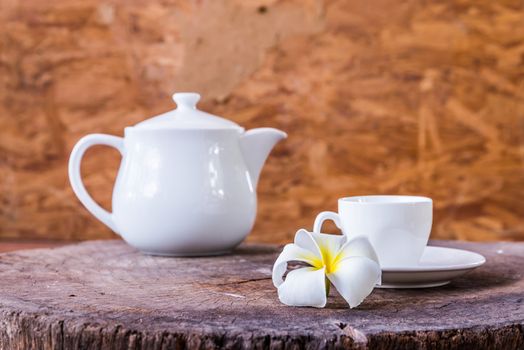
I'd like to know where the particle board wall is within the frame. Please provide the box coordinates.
[0,0,523,243]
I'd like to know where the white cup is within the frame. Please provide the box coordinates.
[313,195,433,268]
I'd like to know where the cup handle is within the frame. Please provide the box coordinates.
[313,211,342,233]
[68,134,124,234]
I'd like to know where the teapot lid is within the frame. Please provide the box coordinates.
[134,93,243,131]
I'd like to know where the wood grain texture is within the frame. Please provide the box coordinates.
[0,0,523,243]
[0,240,522,349]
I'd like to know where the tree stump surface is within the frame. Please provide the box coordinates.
[0,240,522,349]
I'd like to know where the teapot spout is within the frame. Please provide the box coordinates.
[240,128,287,188]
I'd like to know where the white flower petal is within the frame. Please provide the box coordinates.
[311,232,346,255]
[277,266,327,308]
[327,256,381,308]
[337,236,380,265]
[294,229,322,257]
[272,243,321,288]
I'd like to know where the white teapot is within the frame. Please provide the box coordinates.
[69,93,286,256]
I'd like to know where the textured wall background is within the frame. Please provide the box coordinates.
[0,0,523,243]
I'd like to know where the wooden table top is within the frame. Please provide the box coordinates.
[0,241,64,253]
[0,240,522,349]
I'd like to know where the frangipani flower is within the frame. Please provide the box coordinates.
[272,229,381,308]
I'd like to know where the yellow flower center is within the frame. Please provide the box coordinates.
[299,240,344,274]
[317,242,343,274]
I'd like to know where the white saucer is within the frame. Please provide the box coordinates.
[377,246,486,289]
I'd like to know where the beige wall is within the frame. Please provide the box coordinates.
[0,0,523,243]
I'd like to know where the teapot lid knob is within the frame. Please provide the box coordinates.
[173,92,200,109]
[134,92,243,131]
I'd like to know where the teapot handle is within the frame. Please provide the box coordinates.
[68,134,124,234]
